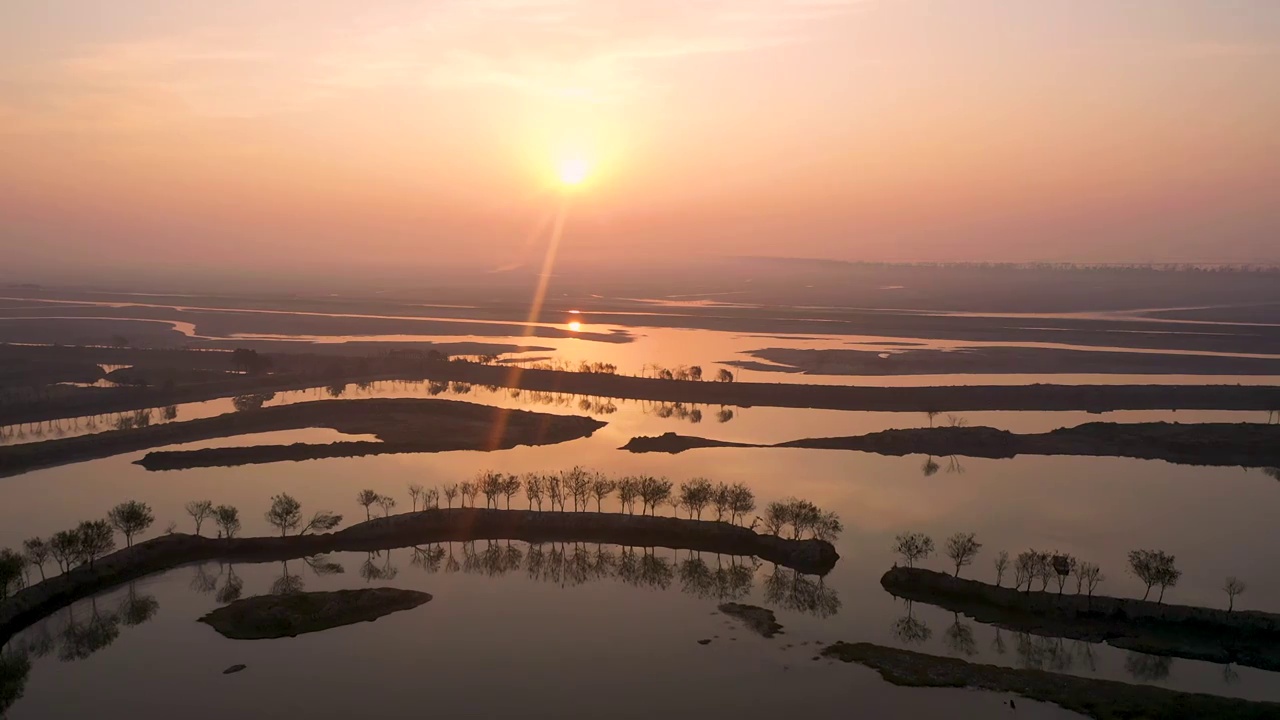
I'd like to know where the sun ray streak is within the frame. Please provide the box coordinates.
[487,196,572,450]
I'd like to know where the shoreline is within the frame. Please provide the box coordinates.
[881,567,1280,672]
[0,508,839,644]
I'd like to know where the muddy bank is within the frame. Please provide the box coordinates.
[6,344,1280,429]
[882,567,1280,671]
[622,422,1280,467]
[199,588,432,639]
[0,399,605,477]
[733,346,1280,377]
[821,642,1280,720]
[718,603,783,638]
[0,509,838,643]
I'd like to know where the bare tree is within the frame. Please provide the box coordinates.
[376,495,397,517]
[1128,549,1179,602]
[408,484,424,512]
[423,487,439,510]
[563,467,592,512]
[993,550,1009,587]
[1052,554,1077,596]
[524,474,545,510]
[443,483,459,508]
[893,532,934,568]
[590,473,616,512]
[108,501,155,547]
[617,477,639,514]
[265,494,303,536]
[460,481,478,508]
[728,483,755,525]
[76,520,116,568]
[1224,577,1246,612]
[710,482,731,521]
[300,510,343,535]
[214,505,241,538]
[501,474,522,509]
[356,489,380,521]
[1076,562,1104,600]
[678,478,714,519]
[23,537,51,581]
[50,530,78,573]
[185,500,214,536]
[944,533,982,577]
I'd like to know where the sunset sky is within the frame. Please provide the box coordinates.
[2,0,1278,278]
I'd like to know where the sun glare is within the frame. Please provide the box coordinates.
[557,156,591,187]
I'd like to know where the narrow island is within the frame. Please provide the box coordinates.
[198,588,432,640]
[881,567,1280,671]
[821,642,1280,720]
[0,399,605,477]
[718,603,783,638]
[0,508,838,643]
[621,422,1280,468]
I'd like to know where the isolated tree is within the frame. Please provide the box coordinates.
[945,533,982,577]
[679,478,714,520]
[75,520,116,568]
[993,551,1009,587]
[589,474,616,512]
[443,483,459,509]
[715,369,734,382]
[376,495,397,517]
[689,366,703,381]
[23,538,51,581]
[1051,554,1077,596]
[185,500,214,536]
[921,457,941,477]
[501,474,522,509]
[408,484,424,512]
[893,532,934,568]
[356,489,380,521]
[1224,577,1247,612]
[265,494,303,536]
[214,505,241,538]
[1128,549,1178,602]
[108,501,155,547]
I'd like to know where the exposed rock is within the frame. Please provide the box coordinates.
[697,639,711,645]
[718,603,783,638]
[199,588,432,640]
[222,664,247,675]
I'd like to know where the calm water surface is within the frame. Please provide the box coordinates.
[2,391,1279,718]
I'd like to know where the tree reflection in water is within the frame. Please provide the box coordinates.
[763,566,841,618]
[890,600,932,645]
[1016,633,1074,672]
[58,599,120,662]
[0,650,32,717]
[118,583,159,627]
[1125,652,1174,683]
[943,613,977,657]
[272,554,342,596]
[359,551,397,583]
[216,564,244,605]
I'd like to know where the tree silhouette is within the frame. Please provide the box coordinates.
[1128,549,1180,602]
[74,520,115,568]
[108,501,155,547]
[1224,577,1247,612]
[944,533,981,577]
[993,550,1009,587]
[356,489,380,521]
[1125,652,1173,682]
[214,505,241,538]
[892,532,934,568]
[22,538,50,582]
[265,494,302,536]
[944,613,978,657]
[185,500,214,536]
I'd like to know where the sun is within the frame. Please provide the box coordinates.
[557,155,591,187]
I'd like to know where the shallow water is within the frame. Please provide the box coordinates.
[2,393,1279,717]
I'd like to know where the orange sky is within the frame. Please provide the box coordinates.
[2,0,1279,277]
